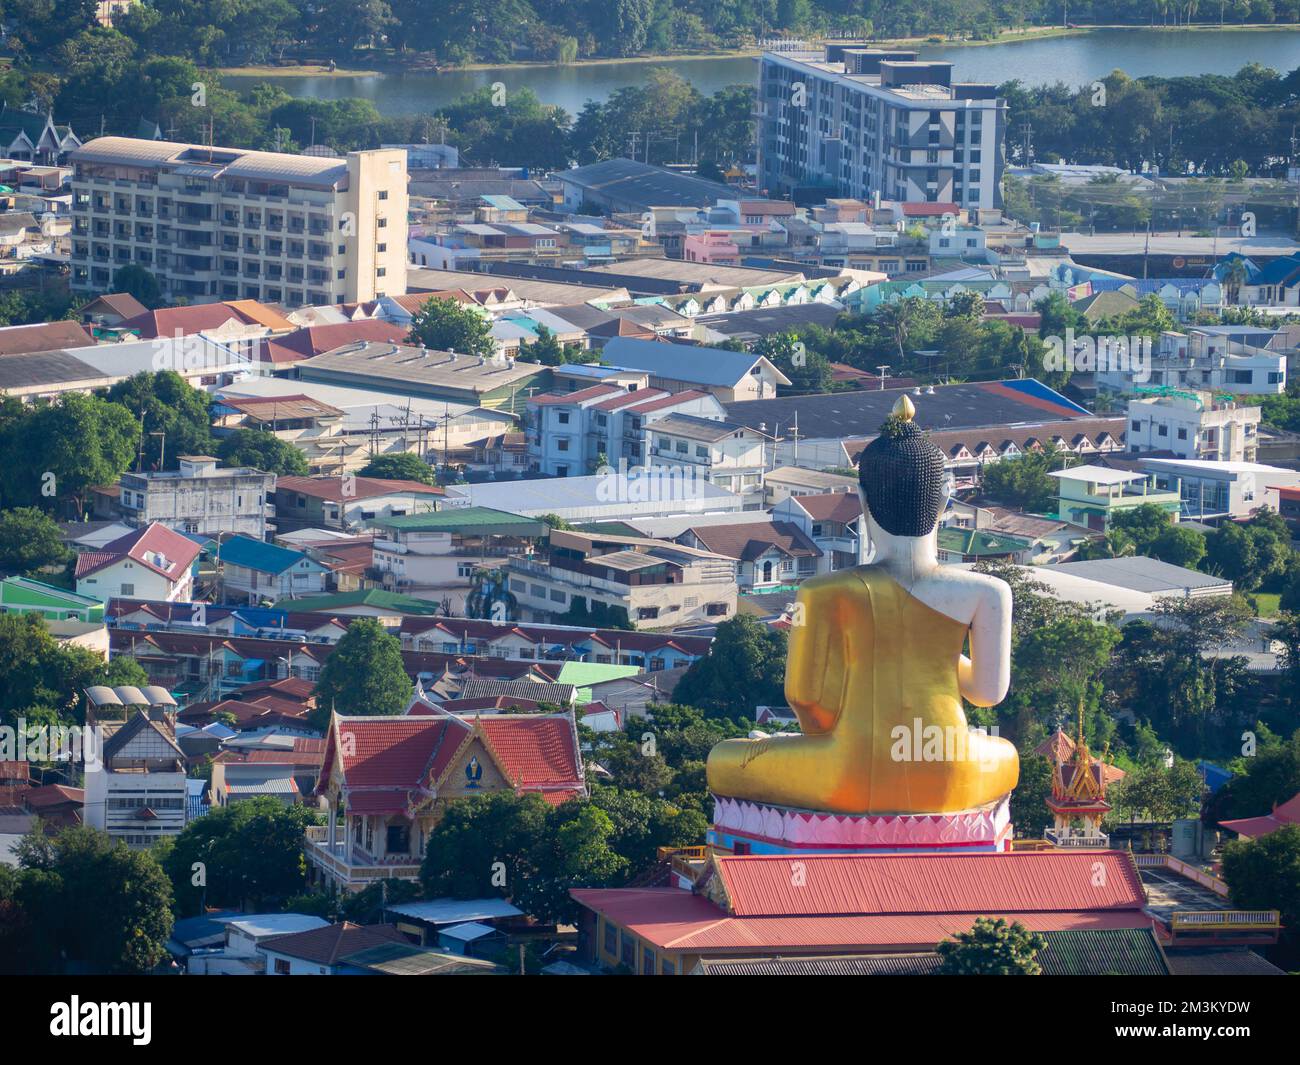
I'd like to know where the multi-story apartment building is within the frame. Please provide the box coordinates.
[1099,327,1287,397]
[757,42,1006,209]
[69,136,408,307]
[119,455,274,538]
[506,529,738,629]
[83,685,187,849]
[1126,391,1260,462]
[367,506,547,610]
[527,384,768,504]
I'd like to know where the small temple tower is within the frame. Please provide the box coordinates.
[1037,711,1123,848]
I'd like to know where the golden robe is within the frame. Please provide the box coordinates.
[706,567,1019,815]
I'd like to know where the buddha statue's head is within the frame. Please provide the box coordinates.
[857,394,947,538]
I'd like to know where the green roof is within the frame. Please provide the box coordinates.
[1037,928,1169,976]
[0,575,102,607]
[273,588,444,615]
[556,661,643,702]
[937,527,1031,557]
[369,506,546,537]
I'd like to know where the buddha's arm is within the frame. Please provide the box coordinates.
[957,580,1012,707]
[784,581,843,734]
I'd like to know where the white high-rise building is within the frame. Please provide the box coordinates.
[757,42,1006,209]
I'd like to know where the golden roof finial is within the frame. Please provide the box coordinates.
[892,394,916,422]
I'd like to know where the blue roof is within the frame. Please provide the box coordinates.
[1251,254,1300,287]
[600,337,773,388]
[218,535,319,575]
[557,362,623,379]
[995,378,1094,416]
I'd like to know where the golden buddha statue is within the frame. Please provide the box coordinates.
[707,395,1019,816]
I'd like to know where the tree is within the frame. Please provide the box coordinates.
[105,371,215,472]
[311,618,411,728]
[0,391,138,515]
[216,429,309,476]
[1220,824,1300,931]
[11,825,172,973]
[0,508,70,575]
[358,452,437,484]
[1110,759,1206,823]
[1009,752,1056,839]
[111,264,163,309]
[1149,523,1206,569]
[937,917,1046,975]
[164,796,318,914]
[407,297,495,358]
[979,445,1068,514]
[673,614,786,721]
[0,613,109,728]
[753,331,833,394]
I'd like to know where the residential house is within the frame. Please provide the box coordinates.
[1126,391,1260,462]
[772,490,867,571]
[679,520,821,591]
[599,337,789,402]
[259,921,410,975]
[307,708,585,892]
[1049,465,1183,531]
[763,466,859,506]
[75,522,201,603]
[273,475,445,533]
[1142,458,1300,521]
[506,528,737,629]
[368,507,546,611]
[217,535,329,605]
[0,576,105,622]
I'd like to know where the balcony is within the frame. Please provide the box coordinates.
[304,825,422,890]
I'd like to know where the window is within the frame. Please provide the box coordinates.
[378,190,389,200]
[620,932,636,969]
[1177,428,1188,440]
[642,948,656,975]
[120,583,134,596]
[603,919,617,956]
[557,411,570,424]
[557,439,569,452]
[274,958,291,975]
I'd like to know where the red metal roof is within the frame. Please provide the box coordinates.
[1220,792,1300,839]
[786,491,862,524]
[713,851,1145,918]
[625,389,712,414]
[275,476,444,502]
[590,388,667,412]
[75,522,201,582]
[569,887,1152,953]
[530,384,621,406]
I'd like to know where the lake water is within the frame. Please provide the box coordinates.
[225,28,1300,117]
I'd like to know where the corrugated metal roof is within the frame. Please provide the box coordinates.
[1035,928,1169,975]
[694,953,941,975]
[714,851,1146,918]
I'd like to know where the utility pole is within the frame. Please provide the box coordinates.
[1019,122,1033,167]
[876,364,890,390]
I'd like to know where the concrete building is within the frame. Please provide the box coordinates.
[367,507,546,610]
[1141,458,1300,521]
[1097,326,1288,398]
[506,528,738,629]
[1049,465,1183,532]
[118,455,274,539]
[273,475,445,533]
[757,42,1006,208]
[1126,390,1260,462]
[69,136,408,306]
[83,685,187,849]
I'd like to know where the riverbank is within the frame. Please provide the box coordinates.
[216,23,1300,79]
